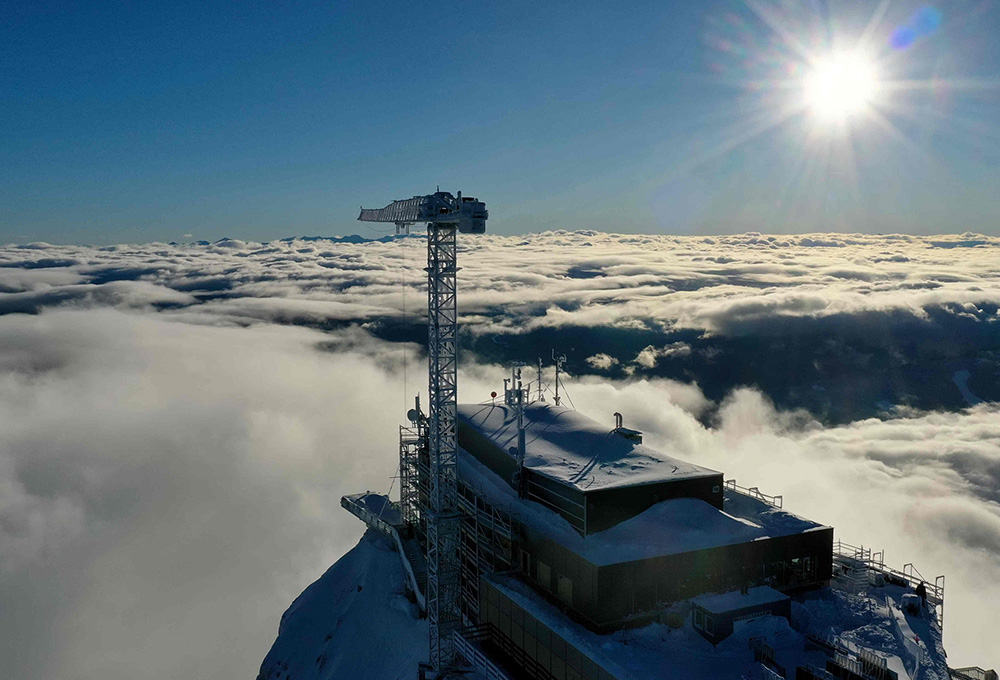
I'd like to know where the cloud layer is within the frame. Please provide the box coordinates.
[2,231,997,424]
[0,232,997,675]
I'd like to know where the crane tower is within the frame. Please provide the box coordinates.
[358,191,487,671]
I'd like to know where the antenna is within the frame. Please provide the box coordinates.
[537,357,544,403]
[552,350,566,406]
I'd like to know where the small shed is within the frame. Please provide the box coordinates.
[691,586,791,644]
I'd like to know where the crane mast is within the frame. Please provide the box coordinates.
[358,191,487,671]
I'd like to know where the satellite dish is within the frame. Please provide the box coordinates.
[407,409,419,423]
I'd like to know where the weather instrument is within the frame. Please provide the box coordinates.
[358,191,487,671]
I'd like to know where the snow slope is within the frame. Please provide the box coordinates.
[257,530,427,680]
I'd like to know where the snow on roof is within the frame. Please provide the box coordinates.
[483,571,946,679]
[691,586,789,614]
[458,448,828,567]
[457,402,720,491]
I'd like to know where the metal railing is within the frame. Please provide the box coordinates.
[724,479,783,508]
[341,493,427,610]
[340,494,398,536]
[951,668,999,680]
[453,626,513,680]
[832,540,945,629]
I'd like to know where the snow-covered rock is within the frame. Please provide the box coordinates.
[257,530,427,680]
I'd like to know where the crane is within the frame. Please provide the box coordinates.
[358,190,487,672]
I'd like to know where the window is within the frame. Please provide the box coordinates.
[537,561,551,589]
[520,549,531,575]
[694,610,705,630]
[558,576,573,605]
[705,616,714,635]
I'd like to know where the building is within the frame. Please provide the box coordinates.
[340,393,971,680]
[690,586,791,645]
[457,402,833,632]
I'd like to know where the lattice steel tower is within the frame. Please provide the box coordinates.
[358,191,487,671]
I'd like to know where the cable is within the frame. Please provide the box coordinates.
[563,387,577,410]
[377,473,398,521]
[401,240,408,412]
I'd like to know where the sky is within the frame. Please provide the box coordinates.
[3,0,999,244]
[0,233,998,678]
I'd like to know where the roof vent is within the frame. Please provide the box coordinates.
[612,412,643,443]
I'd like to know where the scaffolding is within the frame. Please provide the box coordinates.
[397,400,520,643]
[457,478,518,622]
[399,418,426,532]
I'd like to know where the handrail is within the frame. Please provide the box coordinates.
[724,479,783,508]
[340,494,397,536]
[832,539,945,629]
[341,494,426,611]
[453,627,513,680]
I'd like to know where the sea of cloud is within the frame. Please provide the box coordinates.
[0,232,997,677]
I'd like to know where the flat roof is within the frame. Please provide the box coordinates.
[457,402,721,492]
[458,449,830,567]
[692,586,790,614]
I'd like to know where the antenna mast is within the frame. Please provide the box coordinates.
[537,357,544,403]
[552,350,566,406]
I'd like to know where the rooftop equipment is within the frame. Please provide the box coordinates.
[358,190,488,671]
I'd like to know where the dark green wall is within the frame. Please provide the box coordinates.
[458,421,519,484]
[595,528,834,626]
[517,524,833,629]
[585,474,724,534]
[480,577,620,680]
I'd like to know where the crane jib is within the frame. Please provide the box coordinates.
[358,197,429,223]
[357,192,487,233]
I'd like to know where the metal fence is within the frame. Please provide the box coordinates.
[724,479,783,508]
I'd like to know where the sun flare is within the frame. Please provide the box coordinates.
[804,52,879,121]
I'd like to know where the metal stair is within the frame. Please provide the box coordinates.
[401,536,428,594]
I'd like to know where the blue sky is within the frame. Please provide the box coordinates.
[2,0,998,244]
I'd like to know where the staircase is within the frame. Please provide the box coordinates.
[400,536,428,595]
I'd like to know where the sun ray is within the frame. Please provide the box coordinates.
[857,0,894,53]
[657,0,1000,230]
[743,0,818,63]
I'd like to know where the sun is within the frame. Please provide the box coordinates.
[804,52,880,121]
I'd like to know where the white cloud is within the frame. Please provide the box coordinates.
[0,232,997,336]
[634,342,691,368]
[585,353,618,369]
[0,309,407,679]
